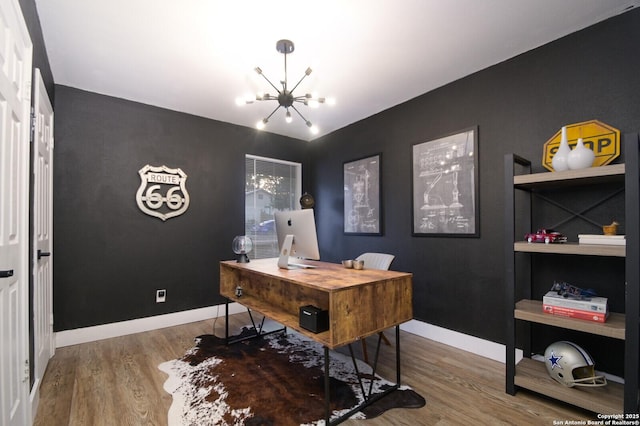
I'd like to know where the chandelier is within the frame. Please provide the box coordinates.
[236,39,334,135]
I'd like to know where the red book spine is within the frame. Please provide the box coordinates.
[542,304,607,323]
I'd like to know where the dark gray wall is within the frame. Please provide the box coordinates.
[53,87,310,330]
[310,7,640,368]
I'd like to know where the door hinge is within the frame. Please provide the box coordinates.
[30,106,36,144]
[23,359,30,383]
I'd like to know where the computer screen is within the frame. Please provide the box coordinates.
[274,209,320,269]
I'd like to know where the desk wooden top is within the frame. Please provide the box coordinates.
[220,258,412,291]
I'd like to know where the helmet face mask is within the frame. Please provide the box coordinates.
[544,341,607,388]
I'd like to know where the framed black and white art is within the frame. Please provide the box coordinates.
[412,127,479,237]
[344,154,382,235]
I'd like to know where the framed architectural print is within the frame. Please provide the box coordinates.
[344,154,382,235]
[412,126,479,237]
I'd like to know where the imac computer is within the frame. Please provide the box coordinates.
[274,209,320,269]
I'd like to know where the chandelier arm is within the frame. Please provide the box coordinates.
[258,72,282,95]
[290,104,310,123]
[264,104,282,121]
[289,73,309,95]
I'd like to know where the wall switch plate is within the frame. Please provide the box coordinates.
[156,289,166,303]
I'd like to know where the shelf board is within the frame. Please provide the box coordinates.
[514,163,625,189]
[515,300,625,340]
[514,241,625,257]
[225,294,332,346]
[515,358,623,414]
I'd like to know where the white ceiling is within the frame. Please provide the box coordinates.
[35,0,639,141]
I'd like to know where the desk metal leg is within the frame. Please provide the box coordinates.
[224,299,229,342]
[396,325,401,385]
[224,298,286,345]
[328,325,402,425]
[324,346,330,425]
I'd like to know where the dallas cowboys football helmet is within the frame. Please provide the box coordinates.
[544,341,607,387]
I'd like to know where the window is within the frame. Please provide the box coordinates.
[245,155,301,259]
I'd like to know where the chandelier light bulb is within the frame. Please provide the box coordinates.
[256,119,267,130]
[285,110,292,123]
[310,125,319,135]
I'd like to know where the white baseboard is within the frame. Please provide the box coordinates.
[400,319,519,363]
[55,306,515,365]
[55,303,246,348]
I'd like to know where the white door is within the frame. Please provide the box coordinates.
[31,68,54,414]
[0,0,33,425]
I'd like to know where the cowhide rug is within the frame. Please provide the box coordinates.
[159,328,425,425]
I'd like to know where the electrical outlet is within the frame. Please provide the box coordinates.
[156,289,166,303]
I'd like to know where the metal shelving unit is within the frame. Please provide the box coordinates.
[504,134,639,414]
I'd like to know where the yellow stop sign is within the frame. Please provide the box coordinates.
[542,120,620,171]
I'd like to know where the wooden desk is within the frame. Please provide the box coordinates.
[219,258,413,349]
[220,258,413,425]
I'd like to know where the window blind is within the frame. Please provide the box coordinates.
[245,155,301,259]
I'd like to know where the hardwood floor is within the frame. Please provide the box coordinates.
[35,312,593,425]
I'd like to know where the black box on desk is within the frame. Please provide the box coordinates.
[299,305,329,333]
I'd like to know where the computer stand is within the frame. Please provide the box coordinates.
[277,234,315,269]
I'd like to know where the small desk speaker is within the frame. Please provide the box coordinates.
[299,305,329,333]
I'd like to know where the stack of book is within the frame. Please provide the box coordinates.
[578,234,625,246]
[542,291,609,323]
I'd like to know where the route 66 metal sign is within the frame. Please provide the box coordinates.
[136,164,190,221]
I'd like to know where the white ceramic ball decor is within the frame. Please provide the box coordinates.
[567,137,595,170]
[551,126,571,172]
